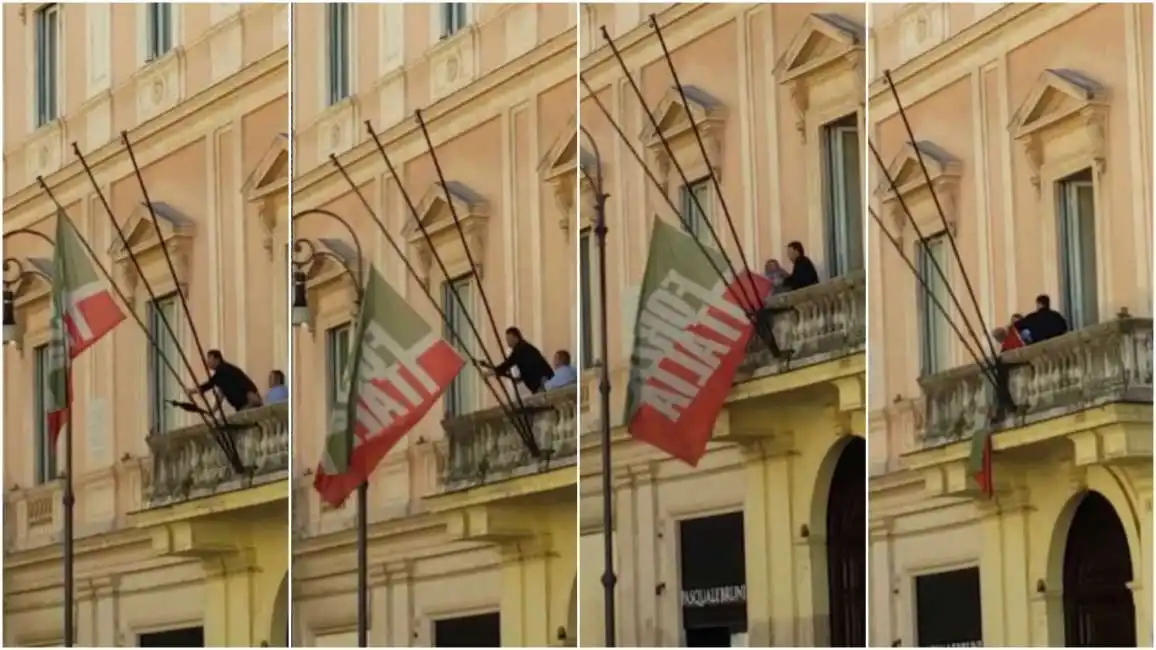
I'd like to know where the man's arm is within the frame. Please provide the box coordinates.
[188,374,217,396]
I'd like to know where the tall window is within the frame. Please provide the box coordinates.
[325,3,351,106]
[433,612,500,647]
[33,344,57,484]
[579,228,595,370]
[822,114,863,277]
[917,234,951,375]
[147,295,180,434]
[443,275,475,417]
[1057,169,1098,330]
[439,3,468,39]
[325,323,352,431]
[144,3,173,62]
[679,177,711,241]
[34,3,60,128]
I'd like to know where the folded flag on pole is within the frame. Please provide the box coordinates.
[624,218,771,466]
[313,266,466,507]
[45,214,127,448]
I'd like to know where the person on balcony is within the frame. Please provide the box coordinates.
[543,350,577,390]
[992,316,1026,353]
[479,327,554,394]
[763,258,789,297]
[265,370,289,405]
[783,241,819,290]
[1017,294,1069,344]
[186,349,263,412]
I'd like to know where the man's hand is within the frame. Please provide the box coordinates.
[186,387,200,398]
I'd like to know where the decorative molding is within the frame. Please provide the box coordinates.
[538,114,578,240]
[107,202,195,304]
[875,140,963,236]
[773,12,865,142]
[404,181,490,286]
[9,257,54,309]
[638,84,727,192]
[1008,69,1109,191]
[242,133,290,259]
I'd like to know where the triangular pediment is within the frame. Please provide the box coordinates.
[1009,69,1107,139]
[108,201,194,259]
[404,181,489,242]
[774,13,864,83]
[639,85,725,145]
[539,115,578,182]
[242,133,290,202]
[10,257,54,305]
[875,141,961,200]
[299,237,361,288]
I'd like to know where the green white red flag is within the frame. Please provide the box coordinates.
[313,265,466,507]
[623,218,770,465]
[45,213,127,447]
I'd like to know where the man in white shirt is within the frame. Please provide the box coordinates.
[543,350,577,390]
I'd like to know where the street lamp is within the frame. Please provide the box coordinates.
[580,125,617,648]
[2,229,57,346]
[289,208,370,648]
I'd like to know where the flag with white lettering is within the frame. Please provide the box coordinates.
[313,266,466,507]
[45,213,127,448]
[624,218,770,465]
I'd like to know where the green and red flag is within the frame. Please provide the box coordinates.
[45,213,127,447]
[623,218,771,465]
[313,266,466,507]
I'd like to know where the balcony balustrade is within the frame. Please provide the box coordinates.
[435,386,577,493]
[145,402,290,507]
[918,316,1153,449]
[737,269,867,379]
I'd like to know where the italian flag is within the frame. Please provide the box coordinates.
[45,213,126,448]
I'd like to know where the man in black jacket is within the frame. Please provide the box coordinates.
[186,349,263,412]
[783,241,820,290]
[1017,294,1070,343]
[480,327,554,394]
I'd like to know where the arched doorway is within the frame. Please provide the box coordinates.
[825,436,864,647]
[1062,491,1135,647]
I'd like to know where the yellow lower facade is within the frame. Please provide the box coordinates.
[870,405,1153,647]
[293,469,577,647]
[580,354,866,647]
[4,482,289,647]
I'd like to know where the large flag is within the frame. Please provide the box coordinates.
[45,214,127,447]
[313,266,466,507]
[623,218,771,465]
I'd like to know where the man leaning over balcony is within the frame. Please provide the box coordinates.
[479,326,555,394]
[186,349,263,412]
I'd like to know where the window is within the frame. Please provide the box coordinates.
[147,295,181,434]
[439,3,468,39]
[442,275,475,417]
[914,567,982,647]
[917,234,951,375]
[1056,169,1098,330]
[433,612,500,647]
[579,228,595,370]
[34,4,60,128]
[822,114,863,277]
[325,3,351,106]
[679,178,711,241]
[33,344,57,484]
[325,322,352,431]
[144,3,173,62]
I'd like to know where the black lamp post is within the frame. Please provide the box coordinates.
[580,126,617,647]
[290,209,370,647]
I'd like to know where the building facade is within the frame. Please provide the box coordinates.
[2,3,289,646]
[867,3,1152,647]
[577,3,866,647]
[289,3,579,646]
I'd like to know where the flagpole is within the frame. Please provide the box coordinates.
[581,126,617,647]
[63,335,75,646]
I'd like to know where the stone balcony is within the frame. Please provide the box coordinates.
[917,316,1153,450]
[434,386,578,493]
[736,269,867,379]
[144,402,290,507]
